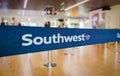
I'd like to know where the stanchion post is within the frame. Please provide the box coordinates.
[104,43,107,64]
[115,41,120,63]
[104,43,107,51]
[44,51,56,67]
[64,48,74,56]
[115,41,118,53]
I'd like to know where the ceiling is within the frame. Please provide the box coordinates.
[0,0,120,11]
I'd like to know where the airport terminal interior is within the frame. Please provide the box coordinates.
[0,0,120,76]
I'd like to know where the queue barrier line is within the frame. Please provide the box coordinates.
[0,26,120,57]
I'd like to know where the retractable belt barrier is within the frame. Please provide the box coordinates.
[0,26,120,57]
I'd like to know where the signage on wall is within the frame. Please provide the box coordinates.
[44,7,57,15]
[70,7,78,16]
[0,26,120,57]
[92,13,99,29]
[60,2,65,11]
[90,9,105,29]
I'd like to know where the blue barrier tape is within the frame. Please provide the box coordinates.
[0,26,120,57]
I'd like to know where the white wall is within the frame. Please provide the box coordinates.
[0,9,45,26]
[65,6,89,28]
[0,9,65,27]
[1,9,85,27]
[105,4,120,29]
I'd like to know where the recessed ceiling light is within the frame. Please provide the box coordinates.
[65,0,89,11]
[24,0,28,9]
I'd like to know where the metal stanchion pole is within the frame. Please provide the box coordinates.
[104,43,107,64]
[64,48,74,55]
[74,47,77,55]
[51,51,56,67]
[44,51,56,67]
[104,43,107,51]
[115,41,120,63]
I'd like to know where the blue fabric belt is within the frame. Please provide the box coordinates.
[0,26,120,57]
